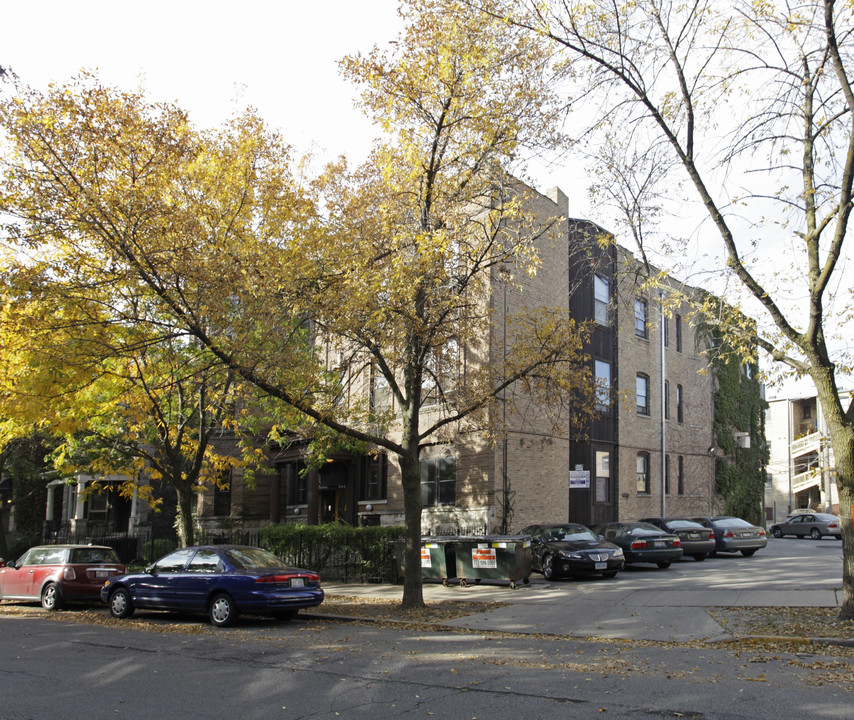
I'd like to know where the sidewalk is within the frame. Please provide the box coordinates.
[320,579,843,643]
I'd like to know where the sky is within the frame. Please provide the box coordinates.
[3,1,404,168]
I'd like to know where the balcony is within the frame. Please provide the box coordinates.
[791,431,821,457]
[792,468,822,493]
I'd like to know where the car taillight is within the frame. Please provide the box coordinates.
[828,523,839,528]
[758,529,766,537]
[723,530,735,538]
[630,539,647,549]
[673,538,681,547]
[255,573,320,584]
[63,567,76,580]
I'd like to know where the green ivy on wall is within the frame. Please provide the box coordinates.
[708,338,769,525]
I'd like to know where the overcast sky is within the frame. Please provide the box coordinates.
[4,1,404,166]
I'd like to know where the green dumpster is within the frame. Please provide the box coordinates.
[396,537,458,585]
[454,535,531,589]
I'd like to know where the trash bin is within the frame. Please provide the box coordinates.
[396,537,458,585]
[454,535,531,589]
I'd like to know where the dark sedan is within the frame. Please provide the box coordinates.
[592,522,683,568]
[692,516,767,556]
[101,545,324,627]
[521,523,625,580]
[0,544,125,610]
[639,517,716,561]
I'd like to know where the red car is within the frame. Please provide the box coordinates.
[0,544,125,610]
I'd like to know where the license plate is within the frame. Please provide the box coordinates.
[95,570,111,578]
[595,562,607,570]
[688,533,699,539]
[654,541,665,548]
[290,577,305,588]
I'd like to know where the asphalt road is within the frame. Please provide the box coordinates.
[1,607,852,720]
[0,537,850,720]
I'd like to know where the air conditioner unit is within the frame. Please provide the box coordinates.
[734,432,750,449]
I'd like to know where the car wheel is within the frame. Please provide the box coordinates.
[108,587,135,619]
[656,562,671,569]
[810,528,822,540]
[41,582,62,611]
[741,549,757,557]
[771,526,783,538]
[542,554,556,581]
[692,553,707,562]
[601,571,618,578]
[209,593,239,627]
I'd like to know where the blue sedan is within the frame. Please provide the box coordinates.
[101,545,324,627]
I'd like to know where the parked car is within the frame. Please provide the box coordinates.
[692,516,768,556]
[101,545,324,627]
[591,522,683,568]
[0,544,125,610]
[769,513,841,539]
[521,523,625,580]
[639,517,716,561]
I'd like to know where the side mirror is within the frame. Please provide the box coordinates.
[4,560,16,569]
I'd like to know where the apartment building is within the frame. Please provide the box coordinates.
[765,394,842,524]
[190,182,735,536]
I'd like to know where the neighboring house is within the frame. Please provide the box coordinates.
[765,394,842,524]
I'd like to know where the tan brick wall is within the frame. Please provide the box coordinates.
[614,247,716,521]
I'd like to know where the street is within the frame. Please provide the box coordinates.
[0,537,851,720]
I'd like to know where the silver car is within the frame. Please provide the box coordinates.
[693,516,768,556]
[770,513,841,539]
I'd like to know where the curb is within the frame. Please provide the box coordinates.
[304,611,854,649]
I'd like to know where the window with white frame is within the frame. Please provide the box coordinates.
[637,374,650,415]
[635,299,648,338]
[594,275,610,326]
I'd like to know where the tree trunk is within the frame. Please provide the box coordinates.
[810,368,854,618]
[822,422,854,619]
[399,439,424,608]
[175,481,195,548]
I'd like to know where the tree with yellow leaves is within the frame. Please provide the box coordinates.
[0,0,596,607]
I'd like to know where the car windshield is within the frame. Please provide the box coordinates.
[714,517,753,528]
[545,525,597,542]
[223,547,286,570]
[70,547,120,564]
[622,523,665,536]
[665,520,703,530]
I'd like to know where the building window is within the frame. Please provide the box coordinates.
[803,405,812,420]
[635,299,648,338]
[678,456,685,495]
[675,315,683,352]
[282,461,307,506]
[636,452,650,494]
[663,316,669,347]
[664,380,670,420]
[664,454,671,495]
[676,384,684,423]
[637,374,650,415]
[595,359,611,411]
[420,454,456,506]
[370,365,390,411]
[595,450,610,503]
[594,275,610,326]
[361,453,388,501]
[213,470,231,517]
